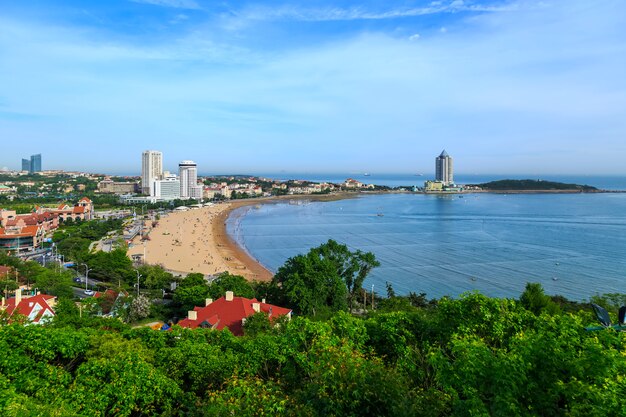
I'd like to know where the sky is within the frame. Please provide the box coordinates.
[1,0,625,175]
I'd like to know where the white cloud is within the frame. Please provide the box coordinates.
[131,0,201,10]
[238,1,520,22]
[0,0,625,173]
[409,33,420,41]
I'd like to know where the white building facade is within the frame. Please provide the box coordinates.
[141,150,163,195]
[179,160,203,200]
[153,174,181,200]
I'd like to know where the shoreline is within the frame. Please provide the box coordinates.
[213,192,361,281]
[127,192,358,283]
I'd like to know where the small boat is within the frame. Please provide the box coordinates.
[552,276,558,281]
[364,173,371,176]
[376,213,384,217]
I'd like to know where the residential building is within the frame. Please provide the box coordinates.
[0,197,94,251]
[179,160,202,200]
[141,150,163,195]
[1,289,56,325]
[177,291,292,336]
[435,150,454,185]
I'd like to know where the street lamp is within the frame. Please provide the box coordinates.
[81,263,91,292]
[135,271,142,297]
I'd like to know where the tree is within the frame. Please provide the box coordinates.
[273,244,347,316]
[126,295,151,323]
[520,282,560,315]
[137,264,173,290]
[207,272,255,300]
[310,240,379,312]
[273,240,379,315]
[243,312,272,337]
[34,268,74,298]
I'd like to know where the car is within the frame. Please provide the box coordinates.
[84,289,95,296]
[73,278,82,283]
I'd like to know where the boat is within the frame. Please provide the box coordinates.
[376,213,384,217]
[364,173,371,176]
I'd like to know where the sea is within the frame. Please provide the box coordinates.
[227,174,626,300]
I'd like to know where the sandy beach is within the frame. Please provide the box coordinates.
[127,202,273,281]
[126,193,358,282]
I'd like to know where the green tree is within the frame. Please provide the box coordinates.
[207,271,255,299]
[34,268,74,298]
[273,240,379,315]
[243,312,273,337]
[520,282,560,315]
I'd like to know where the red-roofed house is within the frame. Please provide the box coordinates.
[177,291,292,336]
[1,289,56,325]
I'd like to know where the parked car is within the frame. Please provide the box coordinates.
[84,289,95,296]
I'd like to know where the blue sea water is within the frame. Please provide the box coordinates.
[227,192,626,300]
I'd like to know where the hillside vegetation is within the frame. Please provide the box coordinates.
[477,179,597,191]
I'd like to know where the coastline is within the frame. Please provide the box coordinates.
[213,192,360,281]
[127,192,358,282]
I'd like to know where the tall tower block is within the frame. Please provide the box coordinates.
[141,150,163,195]
[435,150,453,185]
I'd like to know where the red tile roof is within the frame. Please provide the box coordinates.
[3,294,56,324]
[73,206,86,214]
[177,295,292,336]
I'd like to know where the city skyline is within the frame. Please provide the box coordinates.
[1,1,625,175]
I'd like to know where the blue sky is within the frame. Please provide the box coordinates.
[1,0,625,175]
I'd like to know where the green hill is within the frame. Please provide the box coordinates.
[477,179,598,191]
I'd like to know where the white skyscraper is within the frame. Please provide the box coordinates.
[179,160,202,200]
[141,150,163,195]
[435,150,454,185]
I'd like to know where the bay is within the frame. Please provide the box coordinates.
[227,192,626,300]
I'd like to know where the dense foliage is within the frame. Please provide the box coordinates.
[477,179,597,191]
[1,290,624,416]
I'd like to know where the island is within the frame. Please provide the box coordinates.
[472,179,598,192]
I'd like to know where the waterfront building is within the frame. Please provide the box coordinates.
[141,150,163,195]
[153,174,181,200]
[435,150,454,185]
[179,160,202,200]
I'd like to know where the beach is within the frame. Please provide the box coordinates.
[126,193,357,282]
[127,202,273,281]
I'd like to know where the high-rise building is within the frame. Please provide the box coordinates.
[153,174,181,200]
[20,154,42,173]
[30,154,42,173]
[435,150,454,185]
[179,160,202,200]
[141,150,163,195]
